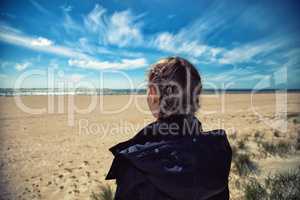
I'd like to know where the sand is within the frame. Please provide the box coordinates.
[0,93,300,200]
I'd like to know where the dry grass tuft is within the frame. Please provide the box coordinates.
[91,184,115,200]
[244,167,300,200]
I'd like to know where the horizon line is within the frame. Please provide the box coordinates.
[1,88,300,91]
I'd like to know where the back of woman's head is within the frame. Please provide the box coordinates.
[148,56,202,118]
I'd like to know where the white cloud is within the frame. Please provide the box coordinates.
[149,1,241,60]
[76,37,144,58]
[152,31,223,62]
[153,32,206,57]
[218,39,288,64]
[68,58,147,70]
[205,67,266,85]
[84,4,143,47]
[0,24,147,71]
[107,10,143,47]
[84,4,107,34]
[149,2,291,66]
[0,22,22,34]
[149,3,235,62]
[31,37,53,46]
[0,25,87,58]
[15,62,31,71]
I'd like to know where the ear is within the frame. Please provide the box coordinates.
[149,85,159,103]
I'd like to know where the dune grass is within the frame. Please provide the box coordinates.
[237,139,247,150]
[259,140,292,156]
[296,131,300,151]
[244,166,300,200]
[244,179,268,200]
[232,151,257,176]
[91,184,115,200]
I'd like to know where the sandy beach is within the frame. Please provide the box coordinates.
[0,93,300,200]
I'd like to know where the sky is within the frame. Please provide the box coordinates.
[0,0,300,89]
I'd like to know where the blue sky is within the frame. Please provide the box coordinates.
[0,0,299,89]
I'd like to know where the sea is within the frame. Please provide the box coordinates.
[0,88,298,96]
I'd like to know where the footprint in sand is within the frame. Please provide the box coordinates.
[71,175,76,179]
[64,168,73,173]
[83,161,89,166]
[73,189,80,194]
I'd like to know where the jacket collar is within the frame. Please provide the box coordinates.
[109,114,202,155]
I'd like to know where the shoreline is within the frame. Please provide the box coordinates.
[1,91,300,97]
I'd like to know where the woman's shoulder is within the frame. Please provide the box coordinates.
[108,121,157,155]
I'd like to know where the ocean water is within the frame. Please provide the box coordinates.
[0,88,145,96]
[0,88,297,96]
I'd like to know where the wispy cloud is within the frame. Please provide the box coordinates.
[148,2,289,66]
[62,12,83,34]
[15,62,31,71]
[68,58,147,70]
[0,24,148,70]
[84,4,144,47]
[178,2,239,42]
[64,36,145,60]
[84,4,107,34]
[149,3,235,62]
[0,24,86,58]
[107,10,144,47]
[29,0,52,16]
[217,38,289,64]
[153,32,204,57]
[0,22,22,34]
[151,31,223,63]
[204,66,266,88]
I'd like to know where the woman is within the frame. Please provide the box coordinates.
[106,57,232,200]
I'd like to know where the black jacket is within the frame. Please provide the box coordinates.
[106,115,232,200]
